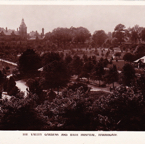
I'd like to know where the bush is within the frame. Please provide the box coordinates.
[92,85,145,130]
[0,94,46,130]
[67,82,89,92]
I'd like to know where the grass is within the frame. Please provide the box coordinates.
[107,60,125,71]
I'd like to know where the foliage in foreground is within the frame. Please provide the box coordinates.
[0,85,145,130]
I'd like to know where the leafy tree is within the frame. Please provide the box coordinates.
[26,78,46,104]
[42,60,71,93]
[91,56,97,65]
[0,71,5,98]
[45,27,72,49]
[122,63,135,86]
[130,29,138,43]
[134,44,145,54]
[47,90,56,102]
[137,74,145,100]
[123,53,134,62]
[0,94,46,130]
[141,28,145,41]
[65,54,72,65]
[130,25,143,43]
[99,57,109,67]
[70,27,91,44]
[42,52,62,66]
[80,60,94,82]
[92,62,105,86]
[45,27,91,49]
[36,86,96,130]
[82,54,88,63]
[92,30,108,47]
[70,55,83,75]
[18,49,41,75]
[105,65,118,88]
[3,76,19,96]
[105,50,110,58]
[0,70,6,85]
[113,24,125,45]
[93,85,144,130]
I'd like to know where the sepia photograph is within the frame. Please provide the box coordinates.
[0,1,145,138]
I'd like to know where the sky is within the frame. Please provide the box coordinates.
[0,4,145,34]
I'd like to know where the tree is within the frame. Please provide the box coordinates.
[113,24,126,45]
[3,76,19,96]
[0,70,6,85]
[141,28,145,41]
[42,52,62,66]
[26,78,46,104]
[122,63,135,86]
[93,62,105,86]
[0,94,46,130]
[130,25,143,43]
[80,60,94,82]
[65,54,72,65]
[70,55,83,75]
[18,49,41,75]
[45,27,91,49]
[70,27,91,44]
[137,74,145,100]
[99,57,109,67]
[93,85,144,130]
[92,30,108,47]
[105,65,118,88]
[130,29,138,44]
[42,60,71,93]
[123,53,134,62]
[82,54,88,63]
[134,44,145,54]
[45,27,72,49]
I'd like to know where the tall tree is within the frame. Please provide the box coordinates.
[46,27,72,49]
[65,54,72,65]
[80,60,94,82]
[42,60,71,93]
[105,65,118,88]
[122,63,135,86]
[42,52,62,66]
[70,55,83,75]
[70,27,91,44]
[141,28,145,42]
[92,30,108,47]
[93,62,105,86]
[113,24,126,45]
[18,49,41,75]
[123,53,134,62]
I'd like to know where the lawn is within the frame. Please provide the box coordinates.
[107,60,126,71]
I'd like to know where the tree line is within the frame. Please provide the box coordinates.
[45,24,145,50]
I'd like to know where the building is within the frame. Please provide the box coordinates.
[0,19,45,41]
[28,28,45,40]
[19,18,27,39]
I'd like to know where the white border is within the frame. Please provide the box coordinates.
[0,1,145,144]
[0,1,144,6]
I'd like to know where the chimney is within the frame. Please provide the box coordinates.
[17,28,18,31]
[42,28,44,36]
[6,27,7,32]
